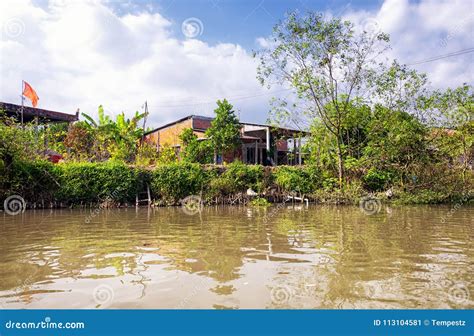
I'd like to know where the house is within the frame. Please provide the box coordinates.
[0,101,79,124]
[1,101,79,163]
[143,115,309,165]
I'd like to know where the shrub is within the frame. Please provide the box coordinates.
[219,161,264,193]
[1,160,60,203]
[56,162,138,203]
[136,142,159,166]
[362,168,394,192]
[274,165,322,193]
[151,162,208,203]
[157,145,178,164]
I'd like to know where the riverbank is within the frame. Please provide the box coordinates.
[1,160,472,210]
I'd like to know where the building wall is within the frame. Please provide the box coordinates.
[193,130,206,139]
[193,118,212,131]
[144,118,193,148]
[143,116,297,165]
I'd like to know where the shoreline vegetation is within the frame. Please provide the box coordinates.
[1,12,473,210]
[1,160,472,210]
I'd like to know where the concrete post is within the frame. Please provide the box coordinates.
[266,127,270,165]
[255,141,258,164]
[293,135,296,166]
[298,135,302,165]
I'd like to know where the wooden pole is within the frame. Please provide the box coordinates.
[20,80,24,128]
[141,101,148,143]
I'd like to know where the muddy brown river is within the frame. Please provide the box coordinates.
[0,205,472,309]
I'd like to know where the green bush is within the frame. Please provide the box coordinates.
[274,165,321,193]
[2,160,60,203]
[56,161,138,203]
[362,168,394,192]
[151,162,208,203]
[395,190,448,204]
[221,161,264,192]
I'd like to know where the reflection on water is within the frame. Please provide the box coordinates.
[0,205,472,309]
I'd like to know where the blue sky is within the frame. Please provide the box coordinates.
[1,0,473,127]
[139,0,383,48]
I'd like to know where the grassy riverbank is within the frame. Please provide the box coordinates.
[1,160,472,209]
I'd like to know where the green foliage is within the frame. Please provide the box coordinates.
[151,162,208,203]
[321,173,339,192]
[0,112,40,164]
[135,142,159,166]
[179,128,213,164]
[1,160,59,202]
[256,11,391,186]
[250,197,270,207]
[395,190,449,205]
[274,165,322,193]
[157,144,178,164]
[372,60,430,113]
[64,121,99,161]
[56,161,138,203]
[225,161,264,191]
[205,99,241,163]
[364,106,429,174]
[362,167,394,192]
[65,105,148,162]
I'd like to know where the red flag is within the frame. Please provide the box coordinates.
[22,81,39,107]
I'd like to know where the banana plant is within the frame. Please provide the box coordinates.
[81,105,112,129]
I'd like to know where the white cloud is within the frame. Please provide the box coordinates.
[0,0,269,128]
[0,0,472,130]
[343,0,474,88]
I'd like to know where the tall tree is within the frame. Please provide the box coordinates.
[255,11,390,188]
[179,128,213,164]
[205,99,241,164]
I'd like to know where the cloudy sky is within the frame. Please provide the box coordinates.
[0,0,472,129]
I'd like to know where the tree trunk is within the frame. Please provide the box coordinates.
[336,139,344,190]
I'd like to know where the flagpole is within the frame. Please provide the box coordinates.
[21,80,24,128]
[141,101,148,144]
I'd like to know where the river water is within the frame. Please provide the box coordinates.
[0,205,472,309]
